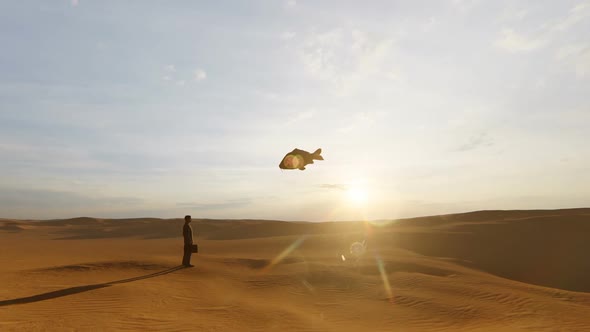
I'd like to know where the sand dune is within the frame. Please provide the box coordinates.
[1,209,589,331]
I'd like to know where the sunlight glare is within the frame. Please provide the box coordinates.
[346,185,368,204]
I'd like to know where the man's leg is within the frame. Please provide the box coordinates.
[182,245,190,266]
[187,247,192,266]
[183,245,193,266]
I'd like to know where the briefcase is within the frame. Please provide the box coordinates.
[191,244,199,253]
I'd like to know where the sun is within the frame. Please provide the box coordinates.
[346,185,368,204]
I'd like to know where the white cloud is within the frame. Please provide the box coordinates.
[285,0,297,9]
[287,109,314,124]
[450,0,480,13]
[194,68,207,81]
[496,2,590,53]
[499,6,528,22]
[280,31,296,41]
[423,17,437,32]
[165,64,176,72]
[556,44,586,60]
[337,111,381,133]
[495,28,546,53]
[253,90,280,101]
[455,132,494,152]
[557,44,590,77]
[0,142,113,172]
[297,29,396,95]
[573,50,590,77]
[552,2,590,32]
[318,183,348,191]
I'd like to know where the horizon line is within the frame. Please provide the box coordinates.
[3,206,589,223]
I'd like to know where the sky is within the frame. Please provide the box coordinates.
[1,0,589,221]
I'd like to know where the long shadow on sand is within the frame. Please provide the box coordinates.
[0,265,186,307]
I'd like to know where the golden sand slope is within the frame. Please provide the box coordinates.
[1,209,589,331]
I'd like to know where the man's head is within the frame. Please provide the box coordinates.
[184,215,192,223]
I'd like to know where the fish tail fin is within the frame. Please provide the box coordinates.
[312,148,324,160]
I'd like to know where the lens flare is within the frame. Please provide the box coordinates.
[261,236,307,273]
[350,241,366,258]
[282,154,305,169]
[376,255,394,302]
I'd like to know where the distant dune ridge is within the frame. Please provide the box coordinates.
[1,208,589,331]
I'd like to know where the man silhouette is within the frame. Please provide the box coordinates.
[182,215,194,267]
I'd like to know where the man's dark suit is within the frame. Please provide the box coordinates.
[182,222,193,266]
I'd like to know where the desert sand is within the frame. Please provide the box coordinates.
[1,208,590,331]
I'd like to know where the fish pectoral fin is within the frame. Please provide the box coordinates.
[299,166,306,170]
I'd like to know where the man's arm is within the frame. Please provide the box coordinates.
[183,225,192,245]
